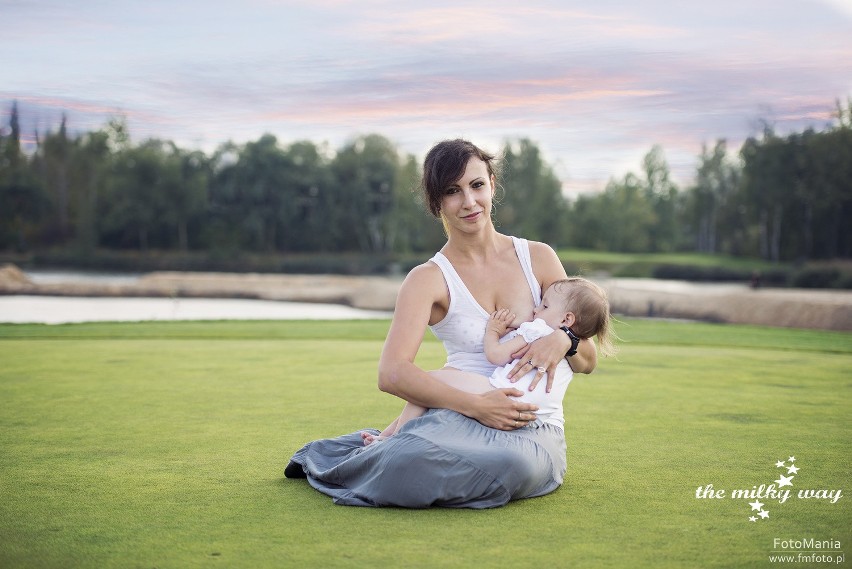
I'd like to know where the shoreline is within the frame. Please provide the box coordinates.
[2,265,851,331]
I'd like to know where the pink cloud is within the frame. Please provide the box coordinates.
[6,94,124,117]
[349,4,687,45]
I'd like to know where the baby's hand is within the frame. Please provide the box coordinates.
[487,308,515,336]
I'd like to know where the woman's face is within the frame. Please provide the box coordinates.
[439,157,495,233]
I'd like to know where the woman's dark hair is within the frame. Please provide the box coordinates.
[421,139,498,217]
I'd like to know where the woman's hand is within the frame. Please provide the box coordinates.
[507,331,570,393]
[469,388,538,430]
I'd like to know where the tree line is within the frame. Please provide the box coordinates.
[1,100,850,262]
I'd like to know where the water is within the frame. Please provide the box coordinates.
[26,269,142,286]
[0,296,391,324]
[2,269,391,323]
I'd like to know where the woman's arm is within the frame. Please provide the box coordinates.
[377,264,538,430]
[567,337,597,373]
[506,242,598,391]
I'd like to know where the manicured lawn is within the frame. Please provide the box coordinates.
[0,319,849,568]
[555,249,776,268]
[556,248,783,271]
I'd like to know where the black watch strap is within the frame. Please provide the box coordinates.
[560,326,580,357]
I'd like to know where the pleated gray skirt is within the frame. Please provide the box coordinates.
[286,408,567,508]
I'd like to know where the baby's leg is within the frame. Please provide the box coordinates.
[363,369,493,446]
[397,369,493,429]
[429,369,494,394]
[381,370,493,441]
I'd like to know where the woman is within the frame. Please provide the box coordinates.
[285,139,597,508]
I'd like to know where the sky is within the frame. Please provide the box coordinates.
[2,0,851,195]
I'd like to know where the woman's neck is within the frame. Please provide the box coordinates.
[443,225,508,262]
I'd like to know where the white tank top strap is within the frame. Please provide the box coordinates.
[511,236,542,304]
[429,251,489,319]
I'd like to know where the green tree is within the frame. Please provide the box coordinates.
[70,129,112,252]
[0,101,49,250]
[39,115,72,242]
[496,139,567,245]
[101,140,177,250]
[168,148,209,251]
[834,96,852,129]
[689,140,738,254]
[641,145,681,252]
[277,140,334,252]
[386,152,444,254]
[330,135,400,253]
[569,172,656,252]
[795,124,852,259]
[741,130,799,261]
[208,135,293,252]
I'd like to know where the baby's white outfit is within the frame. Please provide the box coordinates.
[488,318,573,428]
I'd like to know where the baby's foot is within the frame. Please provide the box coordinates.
[360,431,377,444]
[361,432,390,446]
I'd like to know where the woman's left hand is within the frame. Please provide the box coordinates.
[507,331,570,393]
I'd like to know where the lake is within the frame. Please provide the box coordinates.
[0,295,392,324]
[0,270,391,323]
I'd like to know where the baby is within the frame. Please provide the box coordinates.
[363,277,615,444]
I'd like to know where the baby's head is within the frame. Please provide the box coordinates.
[534,277,617,357]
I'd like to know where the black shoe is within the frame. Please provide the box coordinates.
[284,460,307,479]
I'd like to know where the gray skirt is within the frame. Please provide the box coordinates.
[286,409,567,508]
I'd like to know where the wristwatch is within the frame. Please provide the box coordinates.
[560,326,580,357]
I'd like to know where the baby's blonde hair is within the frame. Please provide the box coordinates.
[551,277,617,357]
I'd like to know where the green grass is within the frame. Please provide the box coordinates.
[558,249,765,267]
[556,249,783,272]
[557,249,852,288]
[1,319,850,568]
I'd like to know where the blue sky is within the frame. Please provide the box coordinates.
[2,0,850,195]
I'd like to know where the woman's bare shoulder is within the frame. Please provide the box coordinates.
[405,260,442,280]
[394,261,449,324]
[526,240,561,266]
[526,240,568,283]
[400,261,446,295]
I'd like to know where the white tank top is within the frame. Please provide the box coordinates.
[429,236,541,376]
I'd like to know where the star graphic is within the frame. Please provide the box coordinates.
[787,464,800,475]
[759,510,770,519]
[788,456,796,462]
[749,500,764,511]
[776,460,786,468]
[749,516,757,522]
[776,474,794,487]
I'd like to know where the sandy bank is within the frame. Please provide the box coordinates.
[601,278,852,331]
[2,264,851,331]
[0,265,403,311]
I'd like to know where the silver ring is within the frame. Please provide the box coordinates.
[528,360,535,366]
[537,366,546,373]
